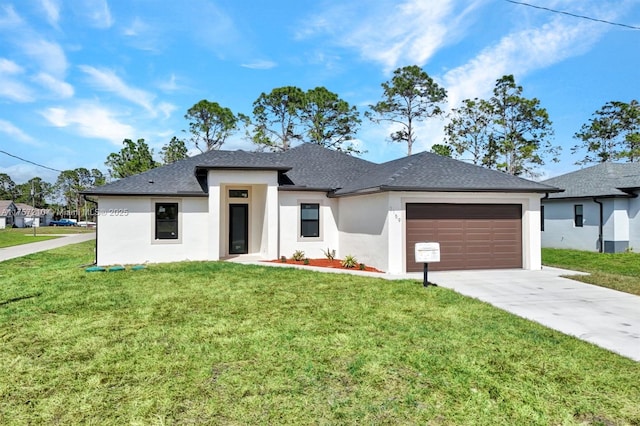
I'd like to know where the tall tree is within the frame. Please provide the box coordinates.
[430,144,453,157]
[443,98,493,166]
[54,168,104,219]
[0,173,17,200]
[185,100,238,152]
[161,136,189,164]
[243,86,306,152]
[300,87,362,154]
[15,177,53,208]
[105,138,159,179]
[487,75,557,176]
[366,65,447,156]
[572,100,640,164]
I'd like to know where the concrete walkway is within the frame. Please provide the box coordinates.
[0,232,96,262]
[242,260,640,362]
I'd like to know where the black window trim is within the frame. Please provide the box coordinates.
[574,204,583,228]
[300,203,320,238]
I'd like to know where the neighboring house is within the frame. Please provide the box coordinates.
[14,203,53,227]
[0,200,17,229]
[541,162,640,253]
[83,144,558,273]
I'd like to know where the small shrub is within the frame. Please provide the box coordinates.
[280,255,287,263]
[292,250,305,261]
[341,255,358,268]
[322,247,336,261]
[303,258,310,265]
[359,263,366,270]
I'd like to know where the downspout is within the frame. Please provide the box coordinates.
[83,195,99,265]
[593,197,603,253]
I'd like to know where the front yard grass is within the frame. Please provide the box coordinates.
[1,242,639,424]
[543,248,640,296]
[0,229,59,248]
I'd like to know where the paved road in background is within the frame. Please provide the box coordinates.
[0,233,95,263]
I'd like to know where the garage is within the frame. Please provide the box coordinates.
[406,203,522,272]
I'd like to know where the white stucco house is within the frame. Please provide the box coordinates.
[541,162,640,253]
[83,144,559,273]
[14,203,53,227]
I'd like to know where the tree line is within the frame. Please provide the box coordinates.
[4,65,638,216]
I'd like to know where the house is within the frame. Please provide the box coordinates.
[541,162,640,253]
[13,203,53,227]
[82,144,559,273]
[0,200,17,229]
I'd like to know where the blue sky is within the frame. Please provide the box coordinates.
[0,0,638,184]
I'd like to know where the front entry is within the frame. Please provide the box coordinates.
[229,204,248,254]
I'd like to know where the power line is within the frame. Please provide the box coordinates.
[506,0,640,30]
[0,150,63,172]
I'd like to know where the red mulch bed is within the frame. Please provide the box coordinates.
[267,258,383,273]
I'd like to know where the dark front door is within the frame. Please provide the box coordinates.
[229,204,248,254]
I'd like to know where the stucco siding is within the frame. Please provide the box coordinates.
[278,191,339,259]
[96,196,209,265]
[542,199,601,251]
[338,193,390,272]
[629,194,640,251]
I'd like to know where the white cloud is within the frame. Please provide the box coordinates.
[78,0,113,29]
[79,65,157,113]
[0,119,40,146]
[39,0,60,28]
[0,58,23,74]
[0,59,33,102]
[0,4,23,28]
[40,103,135,144]
[297,0,485,72]
[240,60,277,70]
[157,102,177,119]
[33,72,74,98]
[21,38,68,77]
[158,74,181,92]
[442,18,602,108]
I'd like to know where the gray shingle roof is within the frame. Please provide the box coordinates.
[334,151,558,195]
[83,143,559,196]
[542,162,640,199]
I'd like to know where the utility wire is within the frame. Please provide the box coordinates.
[506,0,640,30]
[0,150,63,172]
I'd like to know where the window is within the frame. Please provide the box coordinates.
[300,203,319,237]
[229,189,248,198]
[574,204,583,227]
[156,203,178,239]
[541,205,545,231]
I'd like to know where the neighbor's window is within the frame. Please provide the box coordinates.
[300,203,319,237]
[156,203,179,239]
[574,204,583,228]
[541,205,545,231]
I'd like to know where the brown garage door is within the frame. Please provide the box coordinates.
[406,203,522,272]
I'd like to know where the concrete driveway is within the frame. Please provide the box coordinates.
[0,232,95,263]
[426,267,640,362]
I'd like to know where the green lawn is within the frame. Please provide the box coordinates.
[1,242,639,425]
[0,229,59,248]
[543,248,640,296]
[11,226,96,235]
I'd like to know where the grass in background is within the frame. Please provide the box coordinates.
[11,226,96,235]
[0,229,58,248]
[1,242,639,424]
[543,248,640,296]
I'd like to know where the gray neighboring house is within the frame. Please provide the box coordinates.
[83,144,559,273]
[541,162,640,253]
[0,200,17,229]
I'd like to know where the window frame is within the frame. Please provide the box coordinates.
[299,203,320,239]
[574,204,583,228]
[152,200,182,244]
[541,205,545,232]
